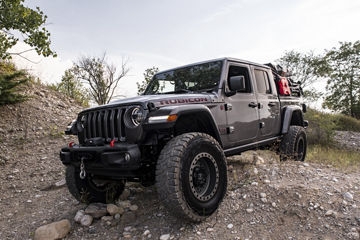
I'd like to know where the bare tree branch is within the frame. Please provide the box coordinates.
[9,51,41,64]
[71,53,130,105]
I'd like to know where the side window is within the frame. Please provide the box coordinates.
[228,66,251,93]
[254,69,272,94]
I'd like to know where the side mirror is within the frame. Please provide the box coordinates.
[229,75,246,92]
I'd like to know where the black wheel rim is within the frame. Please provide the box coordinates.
[296,137,305,161]
[189,152,219,201]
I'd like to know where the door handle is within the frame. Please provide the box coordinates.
[248,102,257,108]
[268,102,277,107]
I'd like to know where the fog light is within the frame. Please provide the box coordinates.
[124,153,131,162]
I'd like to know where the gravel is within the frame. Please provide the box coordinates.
[0,83,360,240]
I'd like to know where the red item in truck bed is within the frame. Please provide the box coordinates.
[278,77,291,96]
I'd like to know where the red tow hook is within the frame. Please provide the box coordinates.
[68,141,75,148]
[110,139,116,147]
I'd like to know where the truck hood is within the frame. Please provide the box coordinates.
[83,93,216,112]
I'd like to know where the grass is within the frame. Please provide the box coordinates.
[49,125,64,138]
[306,145,360,170]
[332,114,360,132]
[304,108,360,146]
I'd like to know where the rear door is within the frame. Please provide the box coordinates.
[252,67,281,138]
[224,62,259,147]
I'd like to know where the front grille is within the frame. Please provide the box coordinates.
[81,107,127,143]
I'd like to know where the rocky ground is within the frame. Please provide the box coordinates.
[0,84,359,240]
[334,131,360,152]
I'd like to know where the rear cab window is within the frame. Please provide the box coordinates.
[254,69,272,94]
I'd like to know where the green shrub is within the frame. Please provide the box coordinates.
[305,108,360,146]
[0,61,29,105]
[332,114,360,132]
[304,108,336,146]
[52,70,90,107]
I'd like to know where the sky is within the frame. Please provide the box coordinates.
[11,0,360,99]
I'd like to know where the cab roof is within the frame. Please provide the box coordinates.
[156,57,270,75]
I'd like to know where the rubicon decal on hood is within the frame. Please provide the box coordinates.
[159,97,209,105]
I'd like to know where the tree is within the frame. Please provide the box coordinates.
[0,61,28,105]
[278,50,325,103]
[56,70,90,107]
[0,0,56,60]
[137,66,159,95]
[71,53,130,105]
[278,50,323,89]
[320,41,360,118]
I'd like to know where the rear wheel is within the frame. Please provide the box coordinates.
[156,132,227,222]
[280,126,307,161]
[65,165,125,203]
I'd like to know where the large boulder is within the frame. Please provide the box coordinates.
[34,219,71,240]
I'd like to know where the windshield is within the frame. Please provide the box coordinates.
[144,60,223,95]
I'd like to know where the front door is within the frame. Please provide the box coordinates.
[224,63,259,147]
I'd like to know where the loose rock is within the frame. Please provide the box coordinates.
[123,232,132,238]
[118,200,131,209]
[255,156,265,165]
[246,208,254,213]
[34,219,71,240]
[130,204,138,211]
[325,210,337,217]
[80,215,93,227]
[347,231,359,239]
[74,210,85,223]
[160,233,170,240]
[85,203,107,218]
[344,192,354,201]
[107,204,124,216]
[101,216,113,222]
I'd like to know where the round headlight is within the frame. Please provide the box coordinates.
[130,107,143,126]
[124,106,145,128]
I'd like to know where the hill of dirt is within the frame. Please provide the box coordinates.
[0,84,359,240]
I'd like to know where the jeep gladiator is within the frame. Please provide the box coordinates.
[60,57,308,221]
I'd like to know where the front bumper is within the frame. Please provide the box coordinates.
[60,143,141,171]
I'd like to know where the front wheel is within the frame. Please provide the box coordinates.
[65,165,125,203]
[156,133,227,222]
[280,125,307,161]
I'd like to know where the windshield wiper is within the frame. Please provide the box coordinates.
[194,87,217,93]
[162,89,192,94]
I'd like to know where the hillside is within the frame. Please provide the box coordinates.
[0,84,359,240]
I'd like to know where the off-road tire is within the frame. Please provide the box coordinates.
[155,132,227,222]
[280,126,307,161]
[65,165,125,203]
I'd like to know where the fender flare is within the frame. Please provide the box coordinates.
[170,105,223,146]
[282,105,304,134]
[147,104,222,146]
